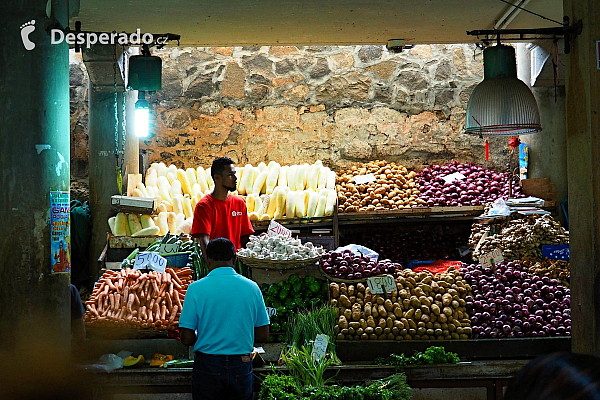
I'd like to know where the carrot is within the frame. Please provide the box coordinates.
[166,292,173,310]
[127,293,135,313]
[160,304,167,320]
[87,304,99,317]
[140,306,147,320]
[109,293,115,311]
[154,303,160,319]
[168,305,179,324]
[168,269,184,285]
[152,280,160,295]
[156,272,162,285]
[173,291,183,309]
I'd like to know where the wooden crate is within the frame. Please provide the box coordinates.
[520,178,557,202]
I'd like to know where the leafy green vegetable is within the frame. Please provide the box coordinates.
[375,346,460,369]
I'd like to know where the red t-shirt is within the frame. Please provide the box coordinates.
[191,194,255,250]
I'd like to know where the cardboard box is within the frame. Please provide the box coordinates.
[520,178,557,201]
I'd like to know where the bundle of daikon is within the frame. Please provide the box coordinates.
[84,267,193,331]
[240,160,337,221]
[108,212,161,237]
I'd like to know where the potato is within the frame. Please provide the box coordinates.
[339,295,351,308]
[338,316,349,329]
[330,283,340,298]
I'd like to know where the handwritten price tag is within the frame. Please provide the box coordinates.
[266,307,277,317]
[352,174,377,185]
[367,275,396,294]
[159,242,180,255]
[479,248,504,269]
[442,172,466,184]
[268,220,292,238]
[133,251,167,273]
[311,334,329,361]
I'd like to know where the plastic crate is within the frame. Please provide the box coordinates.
[163,252,192,268]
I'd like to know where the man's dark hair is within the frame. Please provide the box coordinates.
[205,238,236,262]
[504,352,600,400]
[211,157,234,179]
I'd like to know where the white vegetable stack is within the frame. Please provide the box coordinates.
[238,233,325,261]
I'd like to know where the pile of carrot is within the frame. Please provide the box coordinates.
[84,267,193,331]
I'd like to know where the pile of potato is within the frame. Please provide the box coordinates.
[471,215,569,261]
[330,267,472,340]
[522,258,570,287]
[336,160,426,213]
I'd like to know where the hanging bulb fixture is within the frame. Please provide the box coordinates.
[128,44,162,139]
[135,91,150,138]
[465,44,541,136]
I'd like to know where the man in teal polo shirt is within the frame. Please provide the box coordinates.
[180,237,270,400]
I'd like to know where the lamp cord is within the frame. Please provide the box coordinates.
[497,0,564,26]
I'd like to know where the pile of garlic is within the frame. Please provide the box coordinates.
[238,233,325,261]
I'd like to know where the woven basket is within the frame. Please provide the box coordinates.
[319,266,368,283]
[236,254,321,270]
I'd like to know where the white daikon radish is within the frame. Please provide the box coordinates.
[240,164,255,195]
[314,195,327,217]
[246,194,256,213]
[172,196,184,215]
[266,163,281,194]
[167,212,177,234]
[248,212,260,221]
[318,166,330,189]
[296,164,309,190]
[114,213,128,236]
[274,190,287,219]
[288,165,298,190]
[183,197,194,219]
[157,212,169,235]
[177,169,193,195]
[175,217,193,235]
[325,189,337,216]
[265,191,278,218]
[157,203,167,213]
[268,161,276,168]
[132,188,145,198]
[132,226,160,237]
[140,215,155,229]
[252,171,268,195]
[196,166,209,193]
[160,200,173,212]
[191,196,198,213]
[175,213,186,231]
[307,164,320,190]
[191,183,202,198]
[286,190,297,218]
[327,170,336,189]
[166,171,177,185]
[278,165,289,188]
[205,168,214,190]
[295,191,307,218]
[253,195,265,216]
[186,168,197,186]
[306,191,319,217]
[157,162,168,177]
[108,216,117,235]
[236,167,245,194]
[136,182,150,198]
[257,162,267,172]
[153,215,159,228]
[168,164,178,176]
[127,214,143,235]
[146,168,158,187]
[170,179,183,197]
[150,185,159,199]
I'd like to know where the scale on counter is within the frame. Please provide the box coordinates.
[111,195,158,214]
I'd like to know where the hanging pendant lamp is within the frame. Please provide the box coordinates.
[465,44,541,136]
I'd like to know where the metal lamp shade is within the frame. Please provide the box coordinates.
[465,45,541,136]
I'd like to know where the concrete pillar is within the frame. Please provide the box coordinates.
[526,86,568,224]
[564,0,600,356]
[0,0,70,353]
[88,85,124,283]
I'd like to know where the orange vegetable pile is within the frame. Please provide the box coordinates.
[84,267,193,331]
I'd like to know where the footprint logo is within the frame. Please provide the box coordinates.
[20,20,36,51]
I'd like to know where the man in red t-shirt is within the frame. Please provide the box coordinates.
[192,157,255,261]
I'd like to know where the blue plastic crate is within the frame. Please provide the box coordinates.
[163,252,191,268]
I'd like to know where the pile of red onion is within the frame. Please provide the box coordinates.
[320,250,401,280]
[417,162,524,207]
[463,262,571,338]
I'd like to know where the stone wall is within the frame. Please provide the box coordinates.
[70,45,512,176]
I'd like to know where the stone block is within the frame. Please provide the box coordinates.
[358,45,383,63]
[222,62,246,99]
[341,139,373,159]
[366,61,397,80]
[160,109,192,129]
[211,47,233,56]
[331,52,355,70]
[269,46,299,56]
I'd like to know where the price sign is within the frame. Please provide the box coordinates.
[133,251,167,273]
[352,174,377,185]
[479,248,504,269]
[268,220,292,238]
[266,307,277,317]
[442,172,466,184]
[366,275,396,294]
[159,242,180,255]
[542,245,570,260]
[311,334,329,361]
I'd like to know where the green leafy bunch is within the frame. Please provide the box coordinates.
[375,346,460,368]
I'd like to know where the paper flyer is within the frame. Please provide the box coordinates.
[50,191,70,273]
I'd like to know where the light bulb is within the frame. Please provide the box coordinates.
[135,93,150,138]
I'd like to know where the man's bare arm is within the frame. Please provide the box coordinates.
[180,328,197,347]
[254,325,270,343]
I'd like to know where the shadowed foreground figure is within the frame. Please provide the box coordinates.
[504,352,600,400]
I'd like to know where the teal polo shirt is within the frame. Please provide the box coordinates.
[179,267,270,355]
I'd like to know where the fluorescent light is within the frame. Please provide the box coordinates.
[135,92,150,138]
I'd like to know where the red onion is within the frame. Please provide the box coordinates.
[417,161,525,207]
[319,250,402,279]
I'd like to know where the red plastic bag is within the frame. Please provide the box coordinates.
[412,260,464,274]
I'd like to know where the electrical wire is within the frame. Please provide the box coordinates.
[497,0,563,26]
